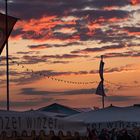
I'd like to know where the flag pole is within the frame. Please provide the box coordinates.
[5,0,10,111]
[95,55,105,108]
[102,96,104,108]
[101,55,105,109]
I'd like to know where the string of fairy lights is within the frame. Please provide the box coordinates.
[9,58,140,89]
[9,58,98,85]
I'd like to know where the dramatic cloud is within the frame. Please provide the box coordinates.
[71,44,126,54]
[1,0,138,41]
[28,42,81,49]
[20,88,96,96]
[130,0,140,5]
[22,55,46,64]
[124,27,140,36]
[11,10,130,42]
[16,51,38,55]
[4,0,132,20]
[0,97,53,108]
[42,54,89,59]
[7,0,132,44]
[49,60,71,64]
[106,95,140,102]
[101,51,140,58]
[104,64,135,73]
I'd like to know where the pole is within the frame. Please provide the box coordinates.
[101,55,105,109]
[102,80,105,109]
[102,95,104,108]
[5,0,10,111]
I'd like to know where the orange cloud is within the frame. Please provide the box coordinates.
[86,22,100,37]
[123,28,140,36]
[12,15,77,42]
[72,35,80,40]
[16,16,58,32]
[97,17,128,23]
[16,16,76,32]
[126,31,140,35]
[86,17,127,37]
[87,22,100,31]
[30,45,50,50]
[103,6,118,11]
[86,31,95,37]
[108,17,128,22]
[130,0,140,5]
[55,27,76,34]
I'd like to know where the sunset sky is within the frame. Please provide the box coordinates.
[0,0,140,110]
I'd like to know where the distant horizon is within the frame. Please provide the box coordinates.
[1,101,140,111]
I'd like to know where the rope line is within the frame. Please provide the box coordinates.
[7,58,140,88]
[9,58,98,85]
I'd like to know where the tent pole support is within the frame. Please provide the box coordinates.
[5,0,10,111]
[102,95,104,108]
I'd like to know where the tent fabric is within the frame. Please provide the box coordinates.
[0,110,86,136]
[66,106,140,123]
[37,103,80,116]
[1,106,140,135]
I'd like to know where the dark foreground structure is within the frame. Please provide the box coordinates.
[0,128,140,140]
[0,130,83,140]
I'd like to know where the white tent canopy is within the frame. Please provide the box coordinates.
[66,106,140,130]
[66,106,140,122]
[0,110,86,136]
[1,106,140,136]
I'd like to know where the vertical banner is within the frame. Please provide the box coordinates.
[0,13,17,54]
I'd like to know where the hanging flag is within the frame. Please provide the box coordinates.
[95,80,106,96]
[99,55,104,81]
[0,13,18,55]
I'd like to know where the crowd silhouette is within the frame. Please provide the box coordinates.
[0,128,140,140]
